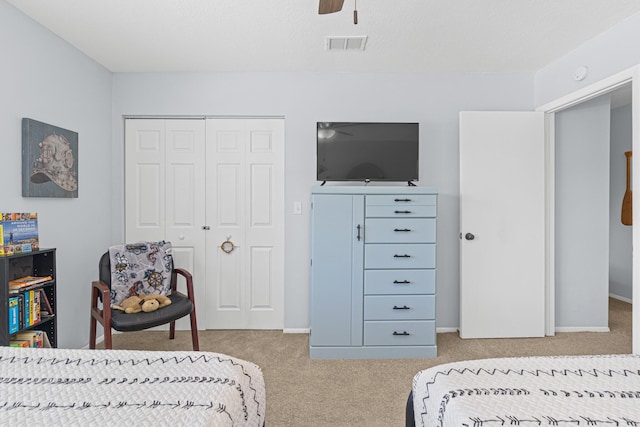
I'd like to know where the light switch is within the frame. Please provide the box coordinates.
[293,201,302,215]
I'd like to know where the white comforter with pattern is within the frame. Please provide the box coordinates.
[412,354,640,426]
[0,346,265,426]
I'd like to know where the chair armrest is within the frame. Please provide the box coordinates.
[173,268,196,304]
[91,280,112,326]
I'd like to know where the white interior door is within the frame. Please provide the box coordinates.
[459,111,546,338]
[205,118,285,329]
[125,119,206,329]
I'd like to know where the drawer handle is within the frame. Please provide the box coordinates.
[394,210,412,214]
[394,254,411,258]
[393,280,411,284]
[393,305,411,310]
[393,331,411,336]
[393,228,411,232]
[394,198,412,202]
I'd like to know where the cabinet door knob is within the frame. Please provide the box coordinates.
[394,210,412,214]
[465,232,475,241]
[394,198,412,202]
[393,331,410,336]
[393,305,411,310]
[393,254,411,258]
[393,280,411,284]
[393,228,411,232]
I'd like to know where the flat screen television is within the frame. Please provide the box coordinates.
[316,122,419,183]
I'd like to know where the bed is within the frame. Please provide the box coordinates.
[0,346,265,426]
[408,354,640,427]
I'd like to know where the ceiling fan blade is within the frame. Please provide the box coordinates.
[319,0,345,14]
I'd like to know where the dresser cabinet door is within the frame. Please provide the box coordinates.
[310,194,364,347]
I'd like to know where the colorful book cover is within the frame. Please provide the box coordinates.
[0,213,39,255]
[9,340,30,348]
[23,290,31,327]
[8,297,19,334]
[8,275,52,289]
[32,290,40,325]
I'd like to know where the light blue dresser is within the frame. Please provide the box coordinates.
[309,186,437,359]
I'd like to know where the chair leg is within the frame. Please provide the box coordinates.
[190,311,199,351]
[169,320,176,340]
[104,326,113,350]
[89,315,97,349]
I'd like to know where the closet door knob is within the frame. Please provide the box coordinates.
[465,233,475,241]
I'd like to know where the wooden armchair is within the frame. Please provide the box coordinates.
[89,251,199,350]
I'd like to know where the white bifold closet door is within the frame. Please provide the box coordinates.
[125,118,207,330]
[125,117,284,331]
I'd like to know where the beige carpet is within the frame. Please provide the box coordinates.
[99,298,632,426]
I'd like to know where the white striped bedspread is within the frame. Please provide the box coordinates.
[412,354,640,427]
[0,346,265,426]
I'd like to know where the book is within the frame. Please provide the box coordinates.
[10,340,30,348]
[8,297,19,334]
[31,290,40,325]
[8,275,52,289]
[39,289,54,317]
[0,212,39,256]
[15,331,43,348]
[23,290,31,327]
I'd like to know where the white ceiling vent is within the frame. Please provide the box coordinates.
[325,36,368,51]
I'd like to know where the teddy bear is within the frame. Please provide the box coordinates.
[113,293,172,314]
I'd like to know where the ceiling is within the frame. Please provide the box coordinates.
[7,0,640,74]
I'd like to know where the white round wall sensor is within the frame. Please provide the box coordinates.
[574,66,588,81]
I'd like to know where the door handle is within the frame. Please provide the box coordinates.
[465,232,475,241]
[356,224,361,241]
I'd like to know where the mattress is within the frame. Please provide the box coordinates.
[411,354,640,427]
[0,346,265,426]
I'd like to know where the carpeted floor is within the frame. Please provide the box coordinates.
[99,298,632,426]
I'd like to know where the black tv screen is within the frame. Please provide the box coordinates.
[316,122,419,182]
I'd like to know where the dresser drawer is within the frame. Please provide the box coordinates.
[366,218,435,243]
[365,270,435,295]
[366,205,436,218]
[364,295,435,320]
[366,194,436,206]
[365,244,435,269]
[364,320,435,346]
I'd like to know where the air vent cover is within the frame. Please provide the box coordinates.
[325,36,368,51]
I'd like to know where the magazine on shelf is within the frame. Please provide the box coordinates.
[0,212,39,255]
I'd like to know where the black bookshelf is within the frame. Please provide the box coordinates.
[0,248,56,347]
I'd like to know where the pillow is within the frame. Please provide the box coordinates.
[108,241,173,307]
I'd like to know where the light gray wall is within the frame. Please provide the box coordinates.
[609,103,633,301]
[112,72,535,330]
[7,0,639,344]
[535,12,640,106]
[555,95,611,328]
[1,1,113,348]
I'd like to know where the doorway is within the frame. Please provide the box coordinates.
[538,66,639,354]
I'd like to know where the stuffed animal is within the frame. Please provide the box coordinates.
[113,293,172,314]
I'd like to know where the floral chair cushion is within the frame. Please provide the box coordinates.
[108,241,173,307]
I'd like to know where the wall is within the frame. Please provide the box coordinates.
[0,1,113,348]
[112,72,534,330]
[609,103,633,301]
[554,95,611,329]
[535,12,640,106]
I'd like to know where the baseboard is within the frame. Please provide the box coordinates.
[555,326,610,333]
[609,293,632,304]
[283,328,309,334]
[436,327,458,333]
